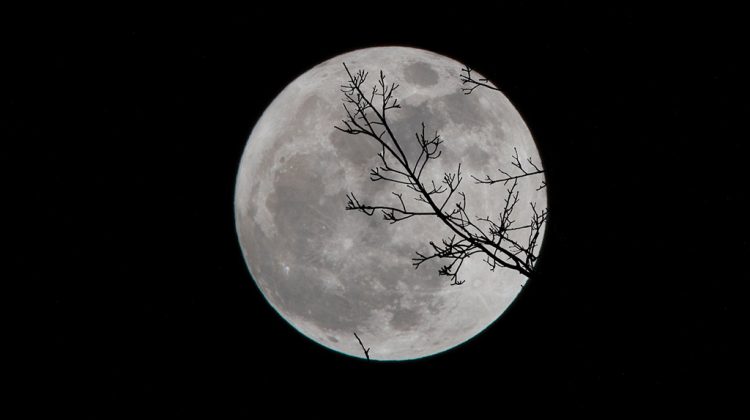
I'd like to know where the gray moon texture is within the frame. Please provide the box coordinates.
[235,47,546,360]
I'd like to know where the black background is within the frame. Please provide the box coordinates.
[8,4,747,416]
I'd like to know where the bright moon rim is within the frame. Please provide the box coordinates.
[235,47,546,360]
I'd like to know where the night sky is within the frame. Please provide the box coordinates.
[9,5,746,416]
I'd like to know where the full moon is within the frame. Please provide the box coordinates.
[235,47,546,360]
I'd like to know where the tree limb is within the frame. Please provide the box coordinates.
[353,332,370,360]
[460,66,500,95]
[337,63,547,285]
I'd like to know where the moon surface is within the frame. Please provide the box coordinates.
[235,47,546,360]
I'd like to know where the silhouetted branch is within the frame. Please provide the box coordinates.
[460,66,500,95]
[353,332,370,360]
[471,147,546,190]
[337,63,547,285]
[412,235,479,285]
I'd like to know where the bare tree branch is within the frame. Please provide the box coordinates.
[337,63,547,285]
[353,332,370,360]
[471,147,547,191]
[460,66,500,95]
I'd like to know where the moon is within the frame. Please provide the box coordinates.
[235,47,546,360]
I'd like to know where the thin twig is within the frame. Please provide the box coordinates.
[353,332,370,360]
[459,66,500,95]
